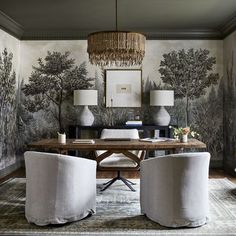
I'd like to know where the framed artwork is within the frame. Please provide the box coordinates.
[105,69,142,107]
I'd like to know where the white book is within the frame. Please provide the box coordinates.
[73,139,95,144]
[125,120,143,125]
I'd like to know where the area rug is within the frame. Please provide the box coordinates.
[0,178,236,236]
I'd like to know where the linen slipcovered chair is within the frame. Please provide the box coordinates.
[24,151,97,226]
[140,152,210,228]
[96,129,145,191]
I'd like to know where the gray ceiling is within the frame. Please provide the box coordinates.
[0,0,236,40]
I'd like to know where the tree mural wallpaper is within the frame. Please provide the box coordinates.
[224,52,236,173]
[0,48,17,169]
[135,48,222,162]
[191,82,223,161]
[22,51,94,132]
[159,49,219,126]
[18,44,223,164]
[17,80,40,154]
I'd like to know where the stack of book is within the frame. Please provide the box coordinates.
[125,121,142,126]
[72,139,95,144]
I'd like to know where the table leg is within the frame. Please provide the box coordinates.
[88,151,96,160]
[55,149,68,155]
[171,148,184,154]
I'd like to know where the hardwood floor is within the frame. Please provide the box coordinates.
[1,167,236,184]
[0,168,26,184]
[209,169,236,184]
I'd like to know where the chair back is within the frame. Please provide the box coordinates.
[24,151,96,225]
[100,129,139,139]
[96,129,143,170]
[140,152,210,228]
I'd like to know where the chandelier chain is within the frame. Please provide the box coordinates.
[115,0,118,31]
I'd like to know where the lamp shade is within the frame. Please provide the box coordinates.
[150,90,174,106]
[74,90,98,106]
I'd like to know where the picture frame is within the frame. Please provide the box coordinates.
[105,69,142,107]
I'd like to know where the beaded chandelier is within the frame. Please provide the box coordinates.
[87,0,146,67]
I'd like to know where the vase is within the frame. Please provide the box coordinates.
[58,133,66,144]
[181,134,188,143]
[80,105,94,126]
[153,106,171,126]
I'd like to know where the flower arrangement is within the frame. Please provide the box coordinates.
[171,126,199,140]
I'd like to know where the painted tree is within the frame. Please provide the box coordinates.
[159,48,219,125]
[143,77,162,124]
[0,48,16,163]
[168,99,186,127]
[192,85,223,159]
[0,48,16,117]
[223,52,236,174]
[23,51,94,132]
[17,80,40,153]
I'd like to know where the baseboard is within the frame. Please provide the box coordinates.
[210,159,223,169]
[0,160,22,179]
[0,157,224,178]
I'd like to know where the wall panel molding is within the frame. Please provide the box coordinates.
[21,29,223,40]
[0,10,23,39]
[0,10,236,40]
[219,14,236,38]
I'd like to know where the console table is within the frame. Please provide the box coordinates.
[68,125,171,139]
[68,124,172,157]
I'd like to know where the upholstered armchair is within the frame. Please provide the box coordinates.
[24,151,97,226]
[140,152,210,228]
[96,129,145,191]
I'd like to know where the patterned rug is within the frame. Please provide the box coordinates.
[0,178,236,236]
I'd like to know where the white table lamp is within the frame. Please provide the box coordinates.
[150,90,174,126]
[74,90,98,126]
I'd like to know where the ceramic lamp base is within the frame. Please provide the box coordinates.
[153,106,170,126]
[80,105,94,126]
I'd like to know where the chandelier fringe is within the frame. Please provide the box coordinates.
[87,31,146,67]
